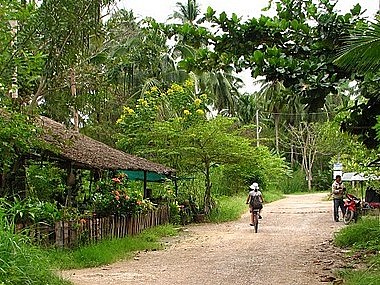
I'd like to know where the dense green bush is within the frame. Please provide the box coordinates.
[27,163,67,202]
[335,217,380,250]
[282,169,308,194]
[0,197,62,225]
[312,169,332,191]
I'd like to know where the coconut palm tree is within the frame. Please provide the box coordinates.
[169,0,202,25]
[334,20,380,73]
[195,69,243,115]
[256,80,288,153]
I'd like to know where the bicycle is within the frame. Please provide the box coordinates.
[251,209,260,233]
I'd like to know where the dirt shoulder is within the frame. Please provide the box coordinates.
[61,193,345,285]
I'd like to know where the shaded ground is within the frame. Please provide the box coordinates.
[62,193,347,285]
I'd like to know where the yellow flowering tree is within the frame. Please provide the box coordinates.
[117,81,288,214]
[117,80,209,154]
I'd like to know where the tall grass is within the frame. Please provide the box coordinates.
[282,169,308,193]
[0,224,69,285]
[263,189,284,203]
[335,217,380,250]
[47,225,178,270]
[335,217,380,285]
[338,259,380,285]
[208,194,247,223]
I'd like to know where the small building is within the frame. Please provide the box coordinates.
[35,116,175,198]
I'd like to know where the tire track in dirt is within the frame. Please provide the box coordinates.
[61,193,344,285]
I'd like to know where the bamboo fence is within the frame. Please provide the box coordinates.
[17,205,170,248]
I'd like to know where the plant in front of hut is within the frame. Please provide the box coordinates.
[92,176,154,217]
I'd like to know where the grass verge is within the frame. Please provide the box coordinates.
[337,257,380,285]
[264,189,284,203]
[46,224,178,270]
[0,227,70,285]
[208,194,247,223]
[335,217,380,250]
[334,217,380,285]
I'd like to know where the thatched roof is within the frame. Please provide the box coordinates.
[36,116,175,175]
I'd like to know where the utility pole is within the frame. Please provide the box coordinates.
[9,19,18,99]
[256,109,259,147]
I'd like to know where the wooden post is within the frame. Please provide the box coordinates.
[143,171,148,199]
[174,177,178,197]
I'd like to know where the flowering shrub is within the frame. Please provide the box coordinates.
[116,80,211,154]
[92,175,154,217]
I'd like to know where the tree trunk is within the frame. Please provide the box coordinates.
[29,76,46,112]
[274,113,280,153]
[203,160,212,214]
[290,143,294,168]
[307,170,312,192]
[70,68,79,131]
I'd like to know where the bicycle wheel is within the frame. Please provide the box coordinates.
[253,212,258,233]
[343,210,354,225]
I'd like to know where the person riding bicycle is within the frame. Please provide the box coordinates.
[246,182,264,226]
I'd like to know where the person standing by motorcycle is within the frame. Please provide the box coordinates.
[332,175,346,222]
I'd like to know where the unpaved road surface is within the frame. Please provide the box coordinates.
[62,193,345,285]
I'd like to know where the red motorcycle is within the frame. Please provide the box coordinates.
[343,193,362,224]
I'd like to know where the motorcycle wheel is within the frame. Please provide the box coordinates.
[344,210,354,225]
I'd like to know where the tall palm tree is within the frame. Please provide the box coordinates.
[169,0,202,25]
[257,80,287,153]
[334,20,380,73]
[195,69,243,115]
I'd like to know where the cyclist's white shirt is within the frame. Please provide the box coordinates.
[249,190,262,197]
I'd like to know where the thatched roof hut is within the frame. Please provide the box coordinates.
[36,116,175,176]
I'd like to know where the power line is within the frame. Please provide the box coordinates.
[259,110,338,116]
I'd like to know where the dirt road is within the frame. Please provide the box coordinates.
[62,193,344,285]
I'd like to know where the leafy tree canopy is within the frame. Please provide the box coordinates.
[116,81,289,212]
[161,0,365,112]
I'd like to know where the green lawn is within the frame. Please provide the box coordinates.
[46,224,178,270]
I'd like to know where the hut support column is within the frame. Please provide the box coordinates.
[143,170,148,199]
[174,177,178,197]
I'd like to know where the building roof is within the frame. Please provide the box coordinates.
[37,116,175,175]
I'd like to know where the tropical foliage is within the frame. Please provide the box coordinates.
[0,1,379,282]
[1,2,380,285]
[117,81,289,213]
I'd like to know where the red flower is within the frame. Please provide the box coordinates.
[112,177,121,184]
[136,200,142,205]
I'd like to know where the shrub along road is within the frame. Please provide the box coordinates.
[62,193,344,285]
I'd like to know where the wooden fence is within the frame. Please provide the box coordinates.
[17,205,170,248]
